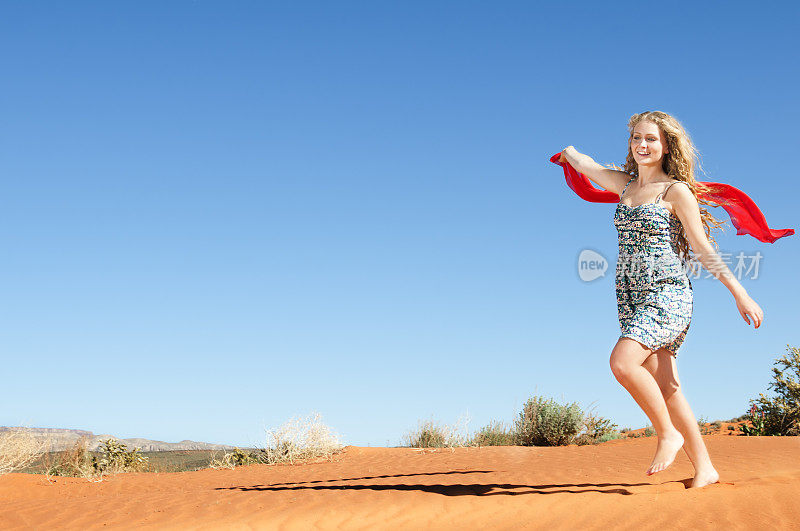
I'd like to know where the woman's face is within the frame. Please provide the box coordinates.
[630,121,668,165]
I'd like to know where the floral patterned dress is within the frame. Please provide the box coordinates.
[614,175,693,356]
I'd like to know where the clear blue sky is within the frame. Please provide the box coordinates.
[2,2,797,448]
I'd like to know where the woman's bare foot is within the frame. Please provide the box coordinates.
[690,467,720,488]
[646,429,684,475]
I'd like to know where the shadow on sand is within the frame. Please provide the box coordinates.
[215,470,691,496]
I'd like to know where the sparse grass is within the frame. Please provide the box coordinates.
[20,413,345,476]
[138,450,226,472]
[595,431,624,443]
[21,450,229,475]
[469,419,517,447]
[0,428,47,475]
[621,425,651,438]
[209,448,260,470]
[405,398,619,449]
[402,413,473,449]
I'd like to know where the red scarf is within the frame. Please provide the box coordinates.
[549,152,794,243]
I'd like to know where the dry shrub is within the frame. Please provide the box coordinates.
[42,437,148,481]
[0,428,47,475]
[258,412,345,465]
[575,410,621,445]
[42,437,98,481]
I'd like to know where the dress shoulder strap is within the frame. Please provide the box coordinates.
[620,175,635,198]
[656,181,679,202]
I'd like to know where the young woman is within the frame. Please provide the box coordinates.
[559,111,764,489]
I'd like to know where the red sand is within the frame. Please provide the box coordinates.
[2,436,799,529]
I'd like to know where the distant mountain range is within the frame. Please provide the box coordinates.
[0,427,238,452]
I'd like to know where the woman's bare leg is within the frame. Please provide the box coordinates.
[610,338,684,475]
[642,349,720,488]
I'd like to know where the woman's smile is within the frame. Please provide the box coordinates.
[631,121,666,162]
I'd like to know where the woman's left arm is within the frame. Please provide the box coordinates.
[670,182,764,329]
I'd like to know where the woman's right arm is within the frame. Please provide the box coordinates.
[560,146,630,196]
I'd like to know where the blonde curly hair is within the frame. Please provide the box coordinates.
[619,110,728,266]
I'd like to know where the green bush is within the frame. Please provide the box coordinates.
[515,396,583,446]
[745,345,800,436]
[228,448,256,466]
[91,439,148,475]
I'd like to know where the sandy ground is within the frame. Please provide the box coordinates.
[1,436,799,530]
